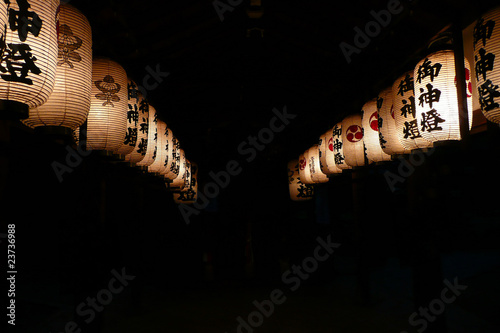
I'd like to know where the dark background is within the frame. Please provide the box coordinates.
[2,0,500,332]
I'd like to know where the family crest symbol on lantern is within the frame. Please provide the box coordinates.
[346,125,363,142]
[57,24,82,68]
[95,75,121,107]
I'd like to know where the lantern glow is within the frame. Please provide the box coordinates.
[378,87,408,155]
[288,159,314,201]
[135,104,157,167]
[342,114,366,167]
[361,99,391,162]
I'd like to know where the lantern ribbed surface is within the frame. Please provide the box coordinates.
[0,2,6,36]
[474,6,500,123]
[125,93,149,163]
[173,162,198,204]
[159,127,173,176]
[115,79,140,155]
[378,87,408,155]
[362,99,391,162]
[319,131,342,175]
[148,120,166,173]
[392,71,433,150]
[136,104,157,167]
[24,3,92,129]
[87,58,128,151]
[309,145,329,183]
[170,149,186,188]
[181,160,192,192]
[331,122,351,170]
[298,151,314,185]
[0,0,59,109]
[287,160,314,201]
[342,114,365,167]
[414,50,473,143]
[165,135,181,180]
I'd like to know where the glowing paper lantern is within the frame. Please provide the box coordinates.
[331,122,351,170]
[165,135,181,181]
[173,163,198,204]
[0,2,5,38]
[181,160,192,192]
[148,120,166,174]
[87,58,128,151]
[378,87,408,155]
[361,99,391,162]
[319,131,342,175]
[342,114,366,167]
[158,125,173,176]
[392,71,433,150]
[298,151,314,185]
[125,93,149,164]
[0,0,59,117]
[115,79,140,155]
[308,145,329,183]
[167,148,186,190]
[287,160,314,201]
[136,104,157,167]
[414,50,473,143]
[24,3,92,130]
[473,6,500,123]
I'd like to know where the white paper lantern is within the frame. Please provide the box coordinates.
[308,145,329,183]
[158,125,173,176]
[0,0,59,116]
[125,93,149,164]
[115,79,140,155]
[342,114,366,167]
[173,162,198,204]
[361,99,391,162]
[298,151,314,185]
[414,50,473,143]
[148,120,166,174]
[164,135,181,180]
[23,3,91,130]
[287,159,314,201]
[377,87,408,155]
[330,122,351,170]
[135,104,157,167]
[0,2,6,38]
[473,6,500,123]
[87,58,128,151]
[181,160,192,192]
[168,148,187,189]
[319,131,342,175]
[393,71,433,150]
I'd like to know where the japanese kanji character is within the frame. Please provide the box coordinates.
[332,125,342,138]
[475,48,495,81]
[473,17,495,48]
[127,104,139,126]
[416,58,442,83]
[400,96,415,118]
[7,0,43,42]
[418,83,441,108]
[334,153,344,165]
[402,120,421,139]
[397,73,414,96]
[124,128,137,146]
[420,109,445,132]
[0,42,41,84]
[137,138,147,155]
[478,79,500,112]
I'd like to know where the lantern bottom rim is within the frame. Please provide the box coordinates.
[0,100,29,120]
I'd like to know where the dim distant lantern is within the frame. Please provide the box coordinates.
[377,87,408,155]
[392,71,433,150]
[342,114,366,167]
[125,93,149,164]
[173,162,198,204]
[148,120,166,174]
[165,135,181,181]
[181,160,192,192]
[414,50,473,143]
[331,122,351,170]
[361,99,391,162]
[168,149,186,189]
[87,58,128,151]
[298,151,314,185]
[474,6,500,123]
[158,125,173,176]
[23,3,92,130]
[308,145,329,183]
[0,0,60,117]
[136,104,157,167]
[115,79,140,155]
[319,131,342,175]
[287,160,314,201]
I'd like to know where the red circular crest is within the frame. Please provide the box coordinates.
[369,112,378,131]
[346,125,363,143]
[328,137,334,151]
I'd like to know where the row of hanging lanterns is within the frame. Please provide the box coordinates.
[0,1,196,200]
[289,5,500,201]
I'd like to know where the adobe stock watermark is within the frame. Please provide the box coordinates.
[400,277,467,333]
[50,267,135,333]
[384,147,435,192]
[339,0,405,64]
[227,235,340,333]
[212,0,244,22]
[178,106,297,224]
[51,63,170,183]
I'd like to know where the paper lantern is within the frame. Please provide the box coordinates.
[377,87,408,155]
[148,120,166,174]
[168,148,186,189]
[361,99,391,162]
[308,145,329,183]
[0,2,5,36]
[342,114,366,167]
[287,159,314,201]
[136,104,157,167]
[330,122,351,170]
[164,135,181,180]
[87,58,128,151]
[298,151,314,185]
[173,162,198,204]
[115,79,140,155]
[181,160,192,192]
[414,50,473,143]
[319,131,342,175]
[392,71,433,150]
[0,0,59,117]
[23,3,92,130]
[473,6,500,123]
[125,93,149,164]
